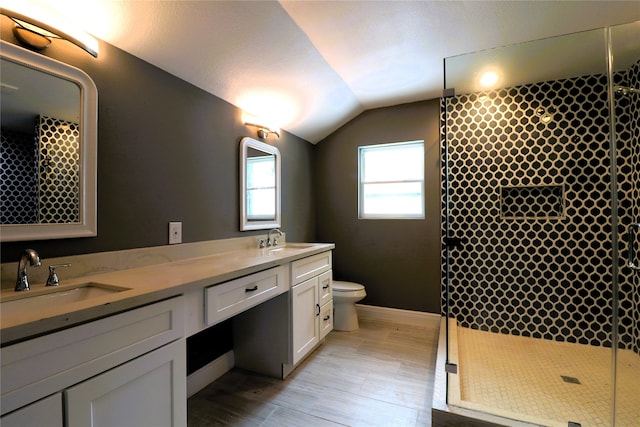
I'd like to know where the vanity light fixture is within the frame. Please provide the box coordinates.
[242,113,280,139]
[0,1,99,57]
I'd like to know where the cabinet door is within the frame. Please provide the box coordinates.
[0,393,62,427]
[65,339,186,427]
[291,277,319,365]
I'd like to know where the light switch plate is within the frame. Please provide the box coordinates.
[169,221,182,244]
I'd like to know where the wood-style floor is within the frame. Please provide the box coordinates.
[188,316,440,426]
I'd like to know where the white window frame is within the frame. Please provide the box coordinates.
[358,140,425,220]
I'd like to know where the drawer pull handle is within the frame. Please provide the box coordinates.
[322,284,330,289]
[323,315,330,321]
[316,304,320,316]
[245,286,258,292]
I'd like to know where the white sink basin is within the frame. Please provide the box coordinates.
[266,243,316,254]
[282,243,316,249]
[1,283,130,317]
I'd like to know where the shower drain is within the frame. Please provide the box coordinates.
[561,375,581,384]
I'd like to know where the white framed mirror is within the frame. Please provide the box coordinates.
[240,137,281,231]
[0,41,97,241]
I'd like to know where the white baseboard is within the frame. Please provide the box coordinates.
[187,350,235,398]
[355,304,440,326]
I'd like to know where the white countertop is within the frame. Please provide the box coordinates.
[0,242,334,345]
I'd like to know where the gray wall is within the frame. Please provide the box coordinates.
[0,29,315,263]
[314,100,442,313]
[1,29,442,315]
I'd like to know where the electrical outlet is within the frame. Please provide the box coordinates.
[169,222,182,244]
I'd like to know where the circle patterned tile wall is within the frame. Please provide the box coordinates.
[441,63,639,351]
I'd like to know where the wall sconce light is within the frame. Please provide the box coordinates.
[0,2,99,57]
[243,113,280,139]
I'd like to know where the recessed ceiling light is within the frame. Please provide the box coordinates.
[479,71,499,88]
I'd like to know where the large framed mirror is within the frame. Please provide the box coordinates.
[240,137,281,231]
[0,41,97,242]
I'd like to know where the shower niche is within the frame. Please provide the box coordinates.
[500,185,565,220]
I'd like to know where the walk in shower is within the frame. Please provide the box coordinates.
[441,21,639,426]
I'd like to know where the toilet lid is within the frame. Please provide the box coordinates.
[332,281,364,291]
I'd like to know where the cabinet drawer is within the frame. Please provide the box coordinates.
[1,297,184,416]
[319,300,333,341]
[205,265,288,326]
[318,270,332,306]
[291,251,332,286]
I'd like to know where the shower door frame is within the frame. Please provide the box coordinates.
[605,26,620,426]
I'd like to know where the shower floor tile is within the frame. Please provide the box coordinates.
[457,327,640,427]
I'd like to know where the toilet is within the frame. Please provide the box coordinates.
[332,280,366,331]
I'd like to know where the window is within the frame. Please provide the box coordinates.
[358,140,425,219]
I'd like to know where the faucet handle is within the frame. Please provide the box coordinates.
[46,263,71,287]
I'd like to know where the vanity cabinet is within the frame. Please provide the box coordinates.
[234,251,333,378]
[1,297,186,427]
[291,255,333,365]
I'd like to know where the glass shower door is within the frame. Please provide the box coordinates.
[611,20,640,427]
[441,25,638,425]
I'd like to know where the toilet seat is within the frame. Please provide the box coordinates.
[332,281,364,292]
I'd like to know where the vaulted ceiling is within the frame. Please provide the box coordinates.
[29,1,640,143]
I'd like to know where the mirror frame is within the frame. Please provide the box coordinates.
[239,137,281,231]
[0,40,97,241]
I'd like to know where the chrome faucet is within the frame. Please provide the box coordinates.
[15,249,42,291]
[267,228,283,247]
